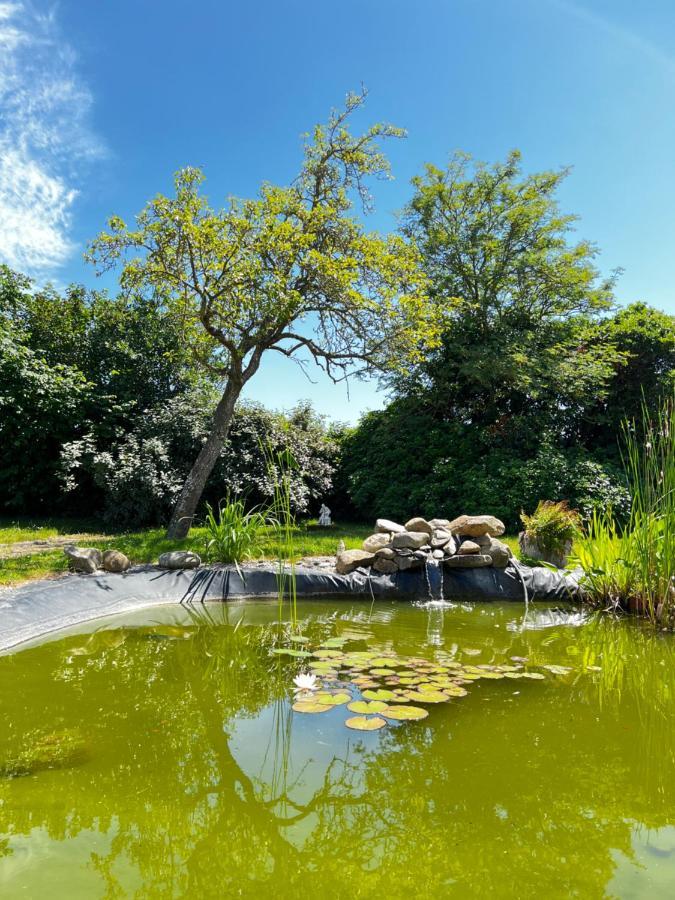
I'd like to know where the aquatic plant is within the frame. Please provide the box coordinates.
[572,393,675,624]
[202,496,270,565]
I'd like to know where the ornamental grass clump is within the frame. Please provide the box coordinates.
[203,497,270,564]
[573,394,675,624]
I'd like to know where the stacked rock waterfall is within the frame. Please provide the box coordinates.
[335,515,512,575]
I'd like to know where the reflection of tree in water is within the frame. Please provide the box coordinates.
[0,609,674,898]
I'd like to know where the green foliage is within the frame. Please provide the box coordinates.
[203,498,270,564]
[573,394,675,624]
[393,150,620,448]
[579,302,675,453]
[520,501,582,556]
[87,91,440,535]
[0,265,199,515]
[339,402,629,529]
[61,389,342,528]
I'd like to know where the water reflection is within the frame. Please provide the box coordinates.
[0,601,673,898]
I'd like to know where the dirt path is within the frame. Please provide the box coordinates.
[0,534,109,560]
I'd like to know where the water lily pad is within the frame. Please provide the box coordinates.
[369,657,399,668]
[289,635,310,644]
[462,648,481,656]
[475,671,505,679]
[542,665,573,676]
[272,648,313,658]
[443,685,468,697]
[362,689,397,702]
[403,690,449,704]
[347,700,388,714]
[345,715,387,731]
[313,650,343,659]
[314,691,352,706]
[292,700,332,713]
[398,676,423,685]
[521,672,545,680]
[417,682,444,693]
[370,668,396,676]
[381,705,429,721]
[321,637,347,647]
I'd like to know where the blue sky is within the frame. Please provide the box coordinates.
[1,0,674,422]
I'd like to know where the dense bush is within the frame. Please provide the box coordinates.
[339,403,629,530]
[61,390,342,528]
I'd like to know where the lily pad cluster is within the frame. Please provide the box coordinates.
[285,638,561,732]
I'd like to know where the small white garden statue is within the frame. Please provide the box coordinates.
[318,503,332,527]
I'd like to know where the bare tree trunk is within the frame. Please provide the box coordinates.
[166,378,242,539]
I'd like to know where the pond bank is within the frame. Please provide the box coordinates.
[0,562,581,654]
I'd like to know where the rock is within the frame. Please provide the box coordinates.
[403,517,433,536]
[413,549,430,560]
[444,554,493,568]
[375,547,396,560]
[396,554,423,571]
[519,533,570,569]
[102,549,130,573]
[476,537,512,567]
[458,540,481,555]
[392,531,430,550]
[335,549,376,575]
[428,518,451,530]
[442,537,459,556]
[432,549,445,560]
[158,550,201,570]
[375,518,406,534]
[394,548,413,556]
[430,528,453,549]
[448,515,506,538]
[64,546,102,574]
[373,557,398,574]
[362,533,392,553]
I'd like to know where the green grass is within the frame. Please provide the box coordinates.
[0,516,104,544]
[0,516,522,588]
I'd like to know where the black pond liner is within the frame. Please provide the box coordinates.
[0,561,582,654]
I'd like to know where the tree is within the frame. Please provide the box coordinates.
[578,302,675,451]
[88,92,438,537]
[395,150,620,450]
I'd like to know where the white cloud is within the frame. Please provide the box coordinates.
[0,2,104,275]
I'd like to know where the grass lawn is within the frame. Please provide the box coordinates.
[0,517,521,587]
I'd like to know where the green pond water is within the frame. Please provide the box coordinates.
[0,599,674,899]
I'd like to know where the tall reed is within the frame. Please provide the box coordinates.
[573,393,675,624]
[263,443,300,631]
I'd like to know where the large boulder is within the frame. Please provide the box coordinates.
[392,531,430,550]
[375,518,406,534]
[403,517,433,536]
[362,533,392,553]
[373,556,398,574]
[448,515,505,538]
[475,535,512,568]
[444,554,493,568]
[158,550,201,570]
[102,549,130,573]
[336,549,376,575]
[519,533,570,569]
[64,546,101,574]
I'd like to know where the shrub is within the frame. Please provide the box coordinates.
[61,390,342,528]
[520,501,582,557]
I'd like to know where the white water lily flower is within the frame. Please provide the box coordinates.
[293,672,318,692]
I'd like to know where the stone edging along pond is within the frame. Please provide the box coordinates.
[0,561,582,654]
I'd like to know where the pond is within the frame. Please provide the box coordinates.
[0,599,674,898]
